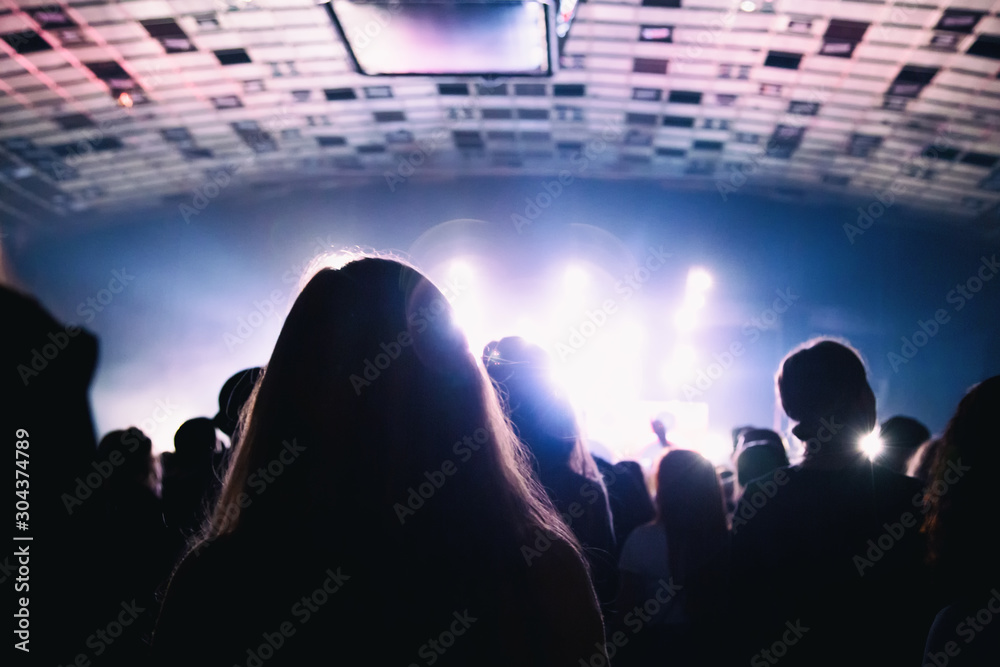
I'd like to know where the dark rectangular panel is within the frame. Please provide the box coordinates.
[668,90,702,104]
[374,111,406,122]
[2,31,51,54]
[324,88,357,100]
[967,34,1000,60]
[517,108,549,120]
[662,115,695,128]
[764,51,803,69]
[316,136,347,147]
[481,109,513,120]
[553,84,585,97]
[438,83,469,95]
[627,113,658,126]
[634,58,668,74]
[514,83,546,96]
[215,48,251,65]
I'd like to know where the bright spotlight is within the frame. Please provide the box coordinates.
[686,267,713,293]
[448,260,474,286]
[564,264,590,289]
[739,1,757,12]
[859,429,884,459]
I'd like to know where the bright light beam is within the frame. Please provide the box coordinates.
[686,267,713,293]
[860,428,884,459]
[448,260,474,286]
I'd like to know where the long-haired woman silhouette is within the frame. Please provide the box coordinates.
[153,258,605,666]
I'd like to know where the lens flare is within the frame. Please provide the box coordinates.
[859,429,884,459]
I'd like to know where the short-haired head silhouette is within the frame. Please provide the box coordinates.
[776,338,876,462]
[878,415,931,474]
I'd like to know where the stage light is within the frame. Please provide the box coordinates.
[451,301,485,353]
[448,259,474,286]
[686,267,713,293]
[117,91,133,108]
[739,1,757,12]
[860,428,883,459]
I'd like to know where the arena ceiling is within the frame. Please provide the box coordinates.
[1,0,999,227]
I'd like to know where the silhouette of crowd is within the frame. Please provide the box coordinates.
[4,257,997,667]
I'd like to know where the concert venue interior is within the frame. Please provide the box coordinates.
[3,1,999,666]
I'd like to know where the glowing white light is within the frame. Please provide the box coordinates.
[515,315,546,346]
[686,267,713,293]
[618,318,644,345]
[673,344,697,367]
[674,306,698,331]
[450,300,484,353]
[564,264,590,290]
[739,0,757,12]
[860,429,884,459]
[448,260,474,286]
[701,432,734,467]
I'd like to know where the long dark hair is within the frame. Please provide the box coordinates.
[655,449,730,619]
[923,375,1000,590]
[197,258,579,570]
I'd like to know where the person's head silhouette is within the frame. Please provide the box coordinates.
[483,336,579,470]
[204,258,579,564]
[878,415,930,474]
[214,368,263,438]
[776,338,876,462]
